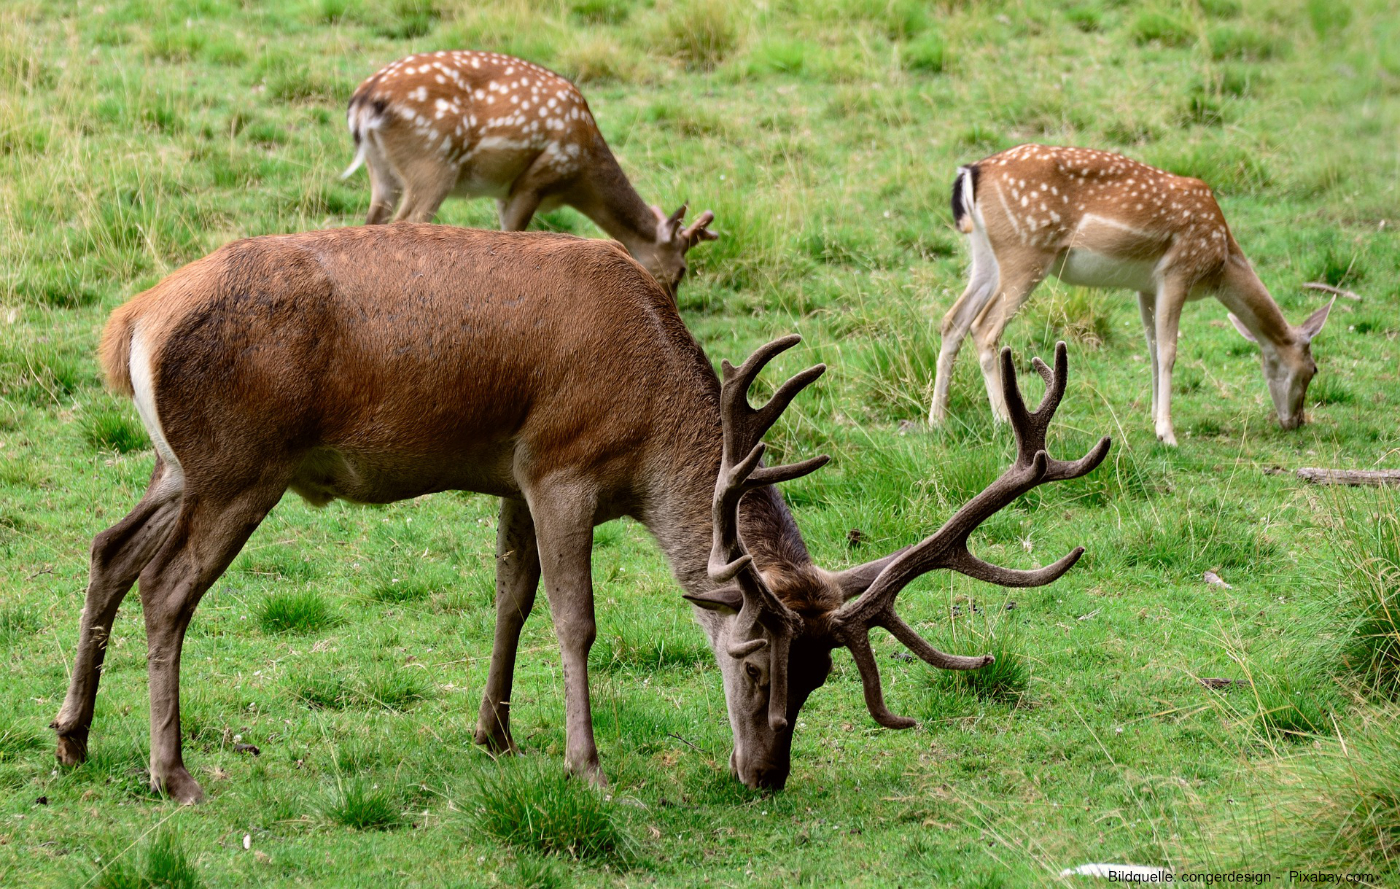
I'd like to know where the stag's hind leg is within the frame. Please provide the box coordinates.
[137,482,285,804]
[53,460,183,766]
[475,497,542,754]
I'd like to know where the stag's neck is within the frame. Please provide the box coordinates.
[641,437,815,600]
[571,141,659,257]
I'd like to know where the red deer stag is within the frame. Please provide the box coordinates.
[929,144,1333,445]
[52,225,1108,803]
[342,50,716,295]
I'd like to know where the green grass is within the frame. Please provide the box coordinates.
[321,779,403,831]
[86,828,206,889]
[2,0,1399,885]
[1332,490,1400,699]
[466,761,634,863]
[256,589,337,634]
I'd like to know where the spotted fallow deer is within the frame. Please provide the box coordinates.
[52,224,1108,803]
[342,50,717,295]
[929,144,1334,445]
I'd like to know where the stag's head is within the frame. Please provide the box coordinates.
[638,204,718,296]
[686,337,1111,790]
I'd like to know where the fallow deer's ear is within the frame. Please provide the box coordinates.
[650,204,667,223]
[1227,313,1258,344]
[683,586,744,615]
[654,203,686,242]
[1298,297,1335,343]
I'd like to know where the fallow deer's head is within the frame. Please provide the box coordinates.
[686,337,1111,790]
[639,203,718,297]
[1229,298,1333,430]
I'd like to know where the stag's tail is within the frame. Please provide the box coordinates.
[950,164,979,234]
[98,303,138,398]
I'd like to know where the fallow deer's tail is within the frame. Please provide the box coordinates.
[950,164,980,235]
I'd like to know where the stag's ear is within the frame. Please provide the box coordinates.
[684,586,744,614]
[1227,313,1258,344]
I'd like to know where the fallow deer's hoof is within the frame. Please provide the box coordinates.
[53,729,89,767]
[155,767,206,805]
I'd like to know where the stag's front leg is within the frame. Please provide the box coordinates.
[475,497,542,754]
[528,488,603,784]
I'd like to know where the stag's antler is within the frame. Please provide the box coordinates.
[832,342,1110,728]
[710,335,828,731]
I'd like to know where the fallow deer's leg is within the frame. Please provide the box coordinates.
[474,496,541,754]
[970,263,1048,421]
[526,484,603,784]
[138,483,283,804]
[496,190,542,232]
[930,244,999,425]
[392,157,457,224]
[1152,277,1189,446]
[53,460,182,766]
[364,140,403,226]
[1137,290,1160,418]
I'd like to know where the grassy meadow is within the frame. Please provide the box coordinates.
[2,0,1400,885]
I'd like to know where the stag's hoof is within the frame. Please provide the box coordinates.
[567,757,608,788]
[54,730,89,767]
[473,726,518,756]
[155,767,206,805]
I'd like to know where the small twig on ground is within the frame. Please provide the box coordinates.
[1296,467,1400,488]
[1301,281,1361,301]
[666,732,705,754]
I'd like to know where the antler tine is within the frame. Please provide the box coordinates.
[716,335,828,495]
[682,210,717,245]
[832,344,1110,728]
[845,631,916,729]
[709,335,829,733]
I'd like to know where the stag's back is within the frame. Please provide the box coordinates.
[101,225,719,503]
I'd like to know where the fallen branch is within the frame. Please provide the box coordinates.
[1296,468,1400,487]
[1301,281,1361,301]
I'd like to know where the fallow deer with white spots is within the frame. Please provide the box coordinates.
[343,51,716,295]
[51,224,1107,803]
[929,144,1333,445]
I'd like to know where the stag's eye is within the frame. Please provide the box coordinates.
[744,662,762,684]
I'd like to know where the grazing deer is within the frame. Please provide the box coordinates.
[52,224,1107,803]
[929,144,1334,445]
[342,50,717,295]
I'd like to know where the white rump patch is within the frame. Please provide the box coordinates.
[129,325,184,484]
